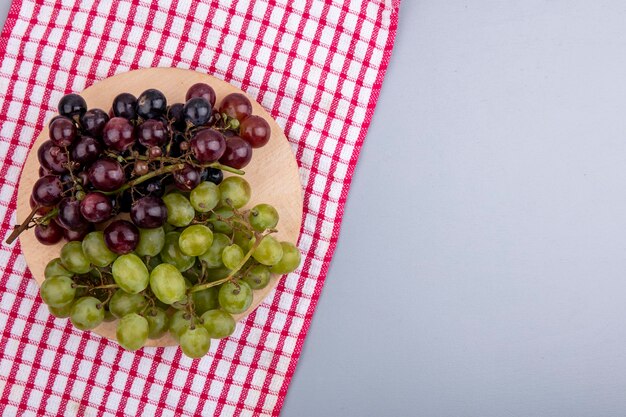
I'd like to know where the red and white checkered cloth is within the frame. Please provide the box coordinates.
[0,0,399,415]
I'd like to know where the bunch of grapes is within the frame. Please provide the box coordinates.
[9,84,300,358]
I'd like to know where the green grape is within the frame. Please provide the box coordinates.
[149,263,187,305]
[116,313,149,351]
[163,222,176,233]
[112,253,149,294]
[168,310,191,341]
[206,267,231,281]
[44,258,73,279]
[82,231,118,267]
[190,181,220,213]
[252,235,283,266]
[146,255,162,270]
[248,204,279,232]
[233,230,253,252]
[201,309,236,339]
[60,241,91,274]
[145,307,169,339]
[271,242,302,274]
[109,290,147,318]
[210,205,234,234]
[163,193,195,227]
[218,281,253,314]
[192,287,219,315]
[70,296,105,330]
[49,302,73,318]
[242,265,271,290]
[40,276,76,307]
[136,227,166,257]
[179,326,211,358]
[179,225,213,256]
[198,233,230,268]
[160,232,196,272]
[218,176,251,209]
[222,244,244,270]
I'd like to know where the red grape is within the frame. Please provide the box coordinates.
[190,129,226,163]
[32,175,63,206]
[80,192,113,223]
[104,220,139,254]
[57,198,88,231]
[34,220,64,245]
[219,93,252,121]
[71,135,102,166]
[167,103,186,130]
[219,136,252,169]
[103,117,136,151]
[30,194,52,215]
[88,158,125,192]
[239,115,270,148]
[138,119,167,147]
[49,116,78,147]
[64,223,93,241]
[186,83,216,108]
[130,196,168,228]
[173,163,202,191]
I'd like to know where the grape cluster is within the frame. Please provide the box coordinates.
[12,84,299,358]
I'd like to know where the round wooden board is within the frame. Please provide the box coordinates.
[16,68,303,347]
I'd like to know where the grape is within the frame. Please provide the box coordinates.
[138,119,167,147]
[198,233,230,268]
[219,136,252,169]
[201,309,235,339]
[232,230,253,252]
[40,275,76,307]
[79,192,113,223]
[109,290,147,318]
[249,204,279,232]
[179,326,211,358]
[70,296,104,330]
[60,241,91,274]
[239,115,271,148]
[88,158,125,192]
[210,206,234,234]
[190,129,226,163]
[219,93,252,121]
[160,231,195,272]
[163,193,195,227]
[112,92,137,119]
[150,263,187,304]
[116,313,149,351]
[173,164,202,192]
[71,135,102,166]
[82,231,118,267]
[34,221,64,245]
[57,198,88,231]
[45,258,73,279]
[80,108,109,138]
[30,194,52,215]
[270,242,301,274]
[146,254,162,270]
[206,266,231,281]
[49,303,73,318]
[203,167,223,185]
[252,235,283,266]
[130,196,168,229]
[58,93,87,119]
[190,181,220,213]
[38,140,68,174]
[191,287,219,315]
[222,244,244,270]
[136,227,165,257]
[167,103,185,130]
[145,307,169,339]
[112,253,149,294]
[242,265,271,290]
[218,281,253,314]
[168,310,191,341]
[103,219,139,254]
[49,116,78,147]
[63,224,92,242]
[32,175,63,206]
[186,82,216,107]
[219,176,251,208]
[183,97,211,126]
[103,117,136,151]
[137,89,167,119]
[140,178,166,197]
[179,225,213,256]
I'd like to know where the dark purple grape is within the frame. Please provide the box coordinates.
[239,115,270,148]
[88,158,125,192]
[71,136,102,166]
[190,129,226,163]
[168,132,186,158]
[103,117,136,151]
[130,196,168,228]
[112,93,137,119]
[30,194,52,215]
[59,173,74,192]
[183,97,211,127]
[34,220,64,245]
[143,179,165,197]
[80,108,109,138]
[80,192,113,223]
[64,223,93,241]
[219,93,252,121]
[167,103,186,130]
[104,220,139,254]
[57,198,88,231]
[186,83,216,108]
[202,167,223,185]
[32,175,63,206]
[77,171,90,188]
[58,93,87,119]
[38,166,49,177]
[49,116,78,147]
[219,136,252,169]
[173,163,202,191]
[138,119,167,147]
[137,89,167,119]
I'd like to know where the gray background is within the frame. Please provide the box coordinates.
[5,2,626,416]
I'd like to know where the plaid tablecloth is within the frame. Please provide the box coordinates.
[0,0,399,415]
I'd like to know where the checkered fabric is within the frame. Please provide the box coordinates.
[0,0,399,415]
